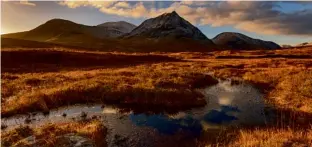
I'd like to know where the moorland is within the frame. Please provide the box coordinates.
[1,11,312,147]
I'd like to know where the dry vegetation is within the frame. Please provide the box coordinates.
[208,51,312,113]
[1,50,218,117]
[1,119,107,147]
[1,46,312,146]
[199,127,312,147]
[231,128,312,147]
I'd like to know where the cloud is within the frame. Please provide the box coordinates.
[59,1,312,36]
[18,0,36,6]
[234,10,312,36]
[59,1,116,9]
[100,2,148,18]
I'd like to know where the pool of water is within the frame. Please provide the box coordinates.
[1,79,274,146]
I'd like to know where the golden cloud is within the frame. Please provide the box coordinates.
[18,0,36,6]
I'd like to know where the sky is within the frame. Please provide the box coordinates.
[1,1,312,45]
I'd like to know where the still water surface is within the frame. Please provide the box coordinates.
[2,79,273,146]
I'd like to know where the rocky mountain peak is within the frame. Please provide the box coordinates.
[160,11,179,18]
[123,11,211,41]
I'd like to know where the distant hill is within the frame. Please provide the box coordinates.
[97,21,136,38]
[297,42,312,47]
[2,19,136,43]
[212,32,281,50]
[281,45,293,48]
[123,11,213,42]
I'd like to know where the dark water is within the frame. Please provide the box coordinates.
[1,79,271,146]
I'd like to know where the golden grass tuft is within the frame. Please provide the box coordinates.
[231,128,312,147]
[199,127,312,147]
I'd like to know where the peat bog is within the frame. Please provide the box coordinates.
[1,46,312,146]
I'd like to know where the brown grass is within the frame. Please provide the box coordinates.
[1,49,181,73]
[199,127,312,147]
[211,59,312,113]
[1,119,107,147]
[2,47,312,116]
[231,128,312,147]
[2,46,312,146]
[1,61,218,117]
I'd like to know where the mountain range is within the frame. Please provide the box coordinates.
[2,11,281,51]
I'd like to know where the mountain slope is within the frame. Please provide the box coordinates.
[2,19,136,43]
[1,38,58,48]
[97,21,136,37]
[123,11,212,42]
[213,32,281,50]
[3,19,99,42]
[1,16,214,52]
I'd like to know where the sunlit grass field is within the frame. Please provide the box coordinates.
[1,46,312,146]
